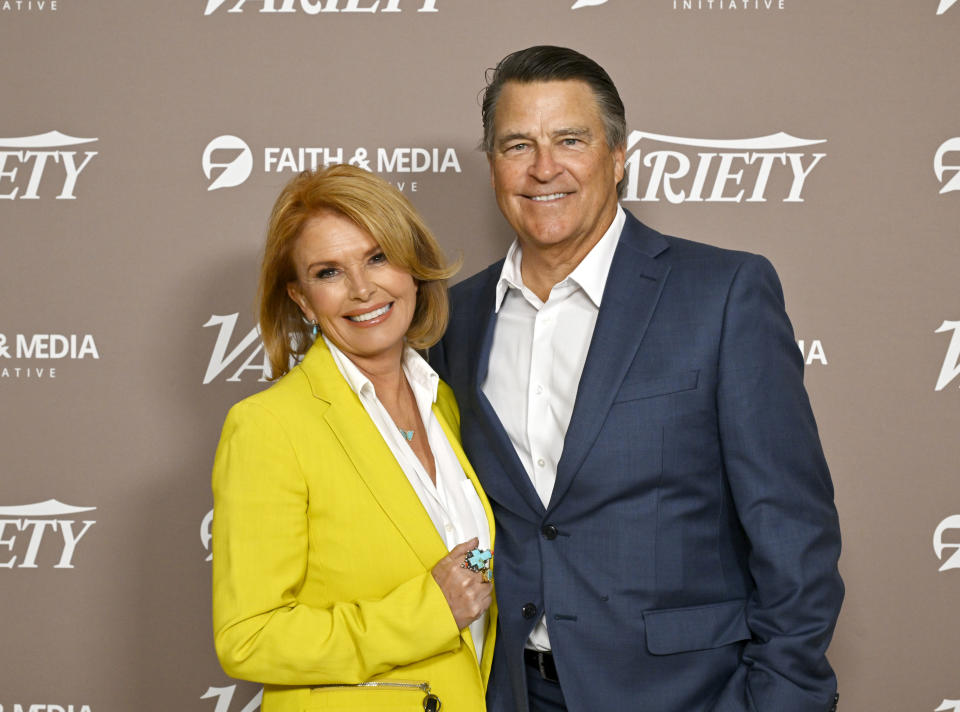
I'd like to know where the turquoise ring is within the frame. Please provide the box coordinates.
[461,547,493,583]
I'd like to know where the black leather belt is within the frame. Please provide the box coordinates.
[524,649,559,683]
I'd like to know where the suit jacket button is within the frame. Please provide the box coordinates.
[521,603,538,619]
[541,524,559,540]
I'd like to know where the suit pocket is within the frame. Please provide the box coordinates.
[642,598,750,655]
[613,369,700,403]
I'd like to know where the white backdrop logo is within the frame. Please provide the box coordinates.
[1,0,59,11]
[202,685,262,712]
[203,137,459,193]
[623,131,826,203]
[202,509,213,561]
[934,138,960,194]
[0,332,100,380]
[203,314,271,383]
[204,0,437,15]
[672,0,785,8]
[0,499,96,569]
[0,705,92,712]
[936,701,960,712]
[934,515,960,572]
[572,0,786,8]
[797,339,827,366]
[0,131,97,200]
[935,320,960,391]
[203,135,254,191]
[937,0,958,14]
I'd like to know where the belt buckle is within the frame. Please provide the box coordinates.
[537,652,549,680]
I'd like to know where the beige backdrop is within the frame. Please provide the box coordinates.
[1,1,959,710]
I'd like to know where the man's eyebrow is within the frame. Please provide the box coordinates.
[553,127,591,138]
[496,131,532,145]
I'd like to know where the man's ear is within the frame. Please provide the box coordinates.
[286,281,313,323]
[613,143,626,185]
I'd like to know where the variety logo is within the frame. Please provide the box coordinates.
[797,339,827,366]
[0,499,96,569]
[204,0,437,15]
[936,701,960,712]
[201,685,262,712]
[0,333,100,380]
[934,516,960,572]
[935,320,960,391]
[202,509,213,562]
[937,0,958,14]
[202,135,460,192]
[571,0,606,8]
[203,314,272,384]
[0,0,59,11]
[0,132,98,200]
[934,138,960,195]
[623,131,826,203]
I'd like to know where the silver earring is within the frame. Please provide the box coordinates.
[311,321,319,337]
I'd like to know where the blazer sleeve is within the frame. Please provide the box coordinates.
[211,399,462,686]
[709,255,843,712]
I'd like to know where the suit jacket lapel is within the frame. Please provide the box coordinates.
[469,267,547,516]
[299,340,448,571]
[549,214,671,512]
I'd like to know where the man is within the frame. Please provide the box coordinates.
[431,46,843,712]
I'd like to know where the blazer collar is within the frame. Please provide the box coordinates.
[549,211,671,510]
[297,339,449,572]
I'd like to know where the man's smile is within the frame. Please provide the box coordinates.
[527,192,572,202]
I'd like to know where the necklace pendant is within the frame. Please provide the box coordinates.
[399,428,415,442]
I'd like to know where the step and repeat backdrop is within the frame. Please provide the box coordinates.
[1,1,958,710]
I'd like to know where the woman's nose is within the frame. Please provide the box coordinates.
[347,269,374,301]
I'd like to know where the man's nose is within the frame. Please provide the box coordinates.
[529,146,563,182]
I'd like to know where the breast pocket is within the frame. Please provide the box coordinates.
[613,369,700,404]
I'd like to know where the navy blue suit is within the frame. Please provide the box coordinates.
[431,210,843,712]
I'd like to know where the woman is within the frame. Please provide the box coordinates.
[212,164,495,712]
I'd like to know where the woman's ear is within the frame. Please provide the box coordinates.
[286,281,314,322]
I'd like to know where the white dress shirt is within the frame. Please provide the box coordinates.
[481,205,625,651]
[325,335,490,660]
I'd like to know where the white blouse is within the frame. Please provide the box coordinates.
[324,335,490,660]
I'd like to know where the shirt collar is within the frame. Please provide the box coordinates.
[323,334,438,405]
[493,204,625,311]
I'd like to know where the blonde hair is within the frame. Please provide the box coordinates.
[259,164,458,379]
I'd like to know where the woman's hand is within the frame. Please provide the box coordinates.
[431,538,493,630]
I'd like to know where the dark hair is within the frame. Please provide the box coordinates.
[480,45,627,155]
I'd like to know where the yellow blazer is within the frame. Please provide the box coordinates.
[212,338,496,712]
